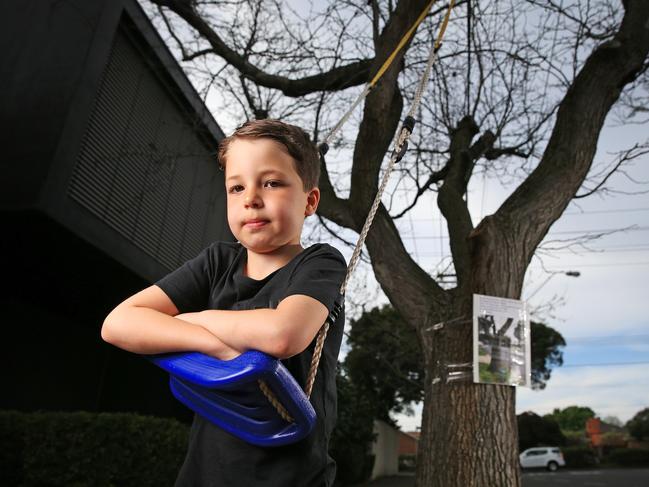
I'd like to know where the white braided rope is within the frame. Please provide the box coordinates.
[322,85,372,148]
[339,47,439,295]
[409,47,438,120]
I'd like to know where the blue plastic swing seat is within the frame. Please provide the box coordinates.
[148,350,316,447]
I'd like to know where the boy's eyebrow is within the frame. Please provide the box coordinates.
[225,169,289,182]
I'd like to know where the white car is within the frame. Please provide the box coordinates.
[519,447,566,471]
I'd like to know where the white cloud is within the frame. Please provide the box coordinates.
[392,364,649,432]
[517,364,649,422]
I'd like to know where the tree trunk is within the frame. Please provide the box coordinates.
[418,375,519,486]
[416,292,521,486]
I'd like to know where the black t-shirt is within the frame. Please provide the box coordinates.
[155,242,346,487]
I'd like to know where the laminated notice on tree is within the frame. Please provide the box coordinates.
[473,294,531,387]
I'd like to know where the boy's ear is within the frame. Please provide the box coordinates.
[304,187,320,217]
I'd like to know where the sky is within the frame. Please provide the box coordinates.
[144,0,649,432]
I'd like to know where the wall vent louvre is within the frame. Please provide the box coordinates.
[68,19,221,272]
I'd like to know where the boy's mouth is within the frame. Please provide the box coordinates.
[243,219,269,228]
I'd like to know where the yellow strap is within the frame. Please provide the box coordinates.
[369,0,438,87]
[434,0,455,50]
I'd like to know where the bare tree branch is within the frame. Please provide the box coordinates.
[575,142,649,198]
[151,0,374,96]
[478,1,649,296]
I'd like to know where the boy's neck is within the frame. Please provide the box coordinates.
[244,244,304,280]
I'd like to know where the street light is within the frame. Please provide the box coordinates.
[525,270,581,301]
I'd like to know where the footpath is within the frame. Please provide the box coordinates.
[364,474,415,486]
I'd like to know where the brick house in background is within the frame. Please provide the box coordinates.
[586,418,628,456]
[399,430,420,456]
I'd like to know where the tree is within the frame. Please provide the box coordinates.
[603,415,624,428]
[337,306,564,482]
[626,407,649,441]
[343,305,424,424]
[147,1,649,485]
[517,412,566,451]
[545,406,596,432]
[329,365,377,486]
[342,307,564,420]
[530,321,565,390]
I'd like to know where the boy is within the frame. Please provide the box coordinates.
[101,119,346,486]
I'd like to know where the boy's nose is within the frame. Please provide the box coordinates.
[244,190,262,209]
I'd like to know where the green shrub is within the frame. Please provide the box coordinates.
[563,430,588,446]
[0,410,189,487]
[0,411,27,486]
[607,448,649,466]
[330,370,376,486]
[562,446,599,468]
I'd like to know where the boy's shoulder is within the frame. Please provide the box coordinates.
[203,240,243,258]
[296,243,346,266]
[206,240,242,251]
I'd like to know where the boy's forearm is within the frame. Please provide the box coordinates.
[179,309,289,358]
[102,306,240,360]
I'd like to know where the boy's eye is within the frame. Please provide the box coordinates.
[264,180,283,188]
[228,184,244,194]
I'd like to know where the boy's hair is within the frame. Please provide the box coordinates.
[218,119,320,191]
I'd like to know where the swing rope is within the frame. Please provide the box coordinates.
[259,0,456,423]
[320,0,438,152]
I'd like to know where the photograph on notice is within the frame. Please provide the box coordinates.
[473,294,531,387]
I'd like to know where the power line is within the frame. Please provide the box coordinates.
[535,261,649,268]
[398,226,649,239]
[546,247,649,254]
[397,207,649,223]
[564,206,649,215]
[564,334,649,343]
[400,247,649,258]
[561,361,649,368]
[549,226,649,235]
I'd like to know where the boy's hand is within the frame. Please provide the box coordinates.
[174,296,329,360]
[202,342,242,361]
[175,312,204,325]
[175,312,241,361]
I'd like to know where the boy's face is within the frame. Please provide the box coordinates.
[224,138,319,254]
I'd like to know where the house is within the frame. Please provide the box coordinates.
[399,430,420,456]
[0,0,229,420]
[371,421,421,479]
[372,420,400,479]
[586,417,628,455]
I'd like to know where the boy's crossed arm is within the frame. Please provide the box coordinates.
[175,294,329,360]
[101,285,328,361]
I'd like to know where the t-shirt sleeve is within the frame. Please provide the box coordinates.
[284,245,346,312]
[154,243,217,313]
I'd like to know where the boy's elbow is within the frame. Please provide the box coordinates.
[101,313,119,345]
[268,331,307,360]
[101,307,129,346]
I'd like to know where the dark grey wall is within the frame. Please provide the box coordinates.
[1,0,230,281]
[0,0,117,208]
[0,0,231,420]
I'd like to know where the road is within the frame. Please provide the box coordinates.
[521,468,649,487]
[364,468,649,486]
